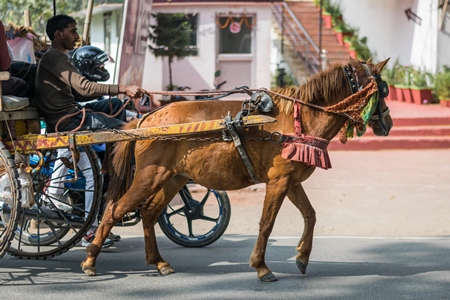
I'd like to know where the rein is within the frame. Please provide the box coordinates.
[55,97,134,133]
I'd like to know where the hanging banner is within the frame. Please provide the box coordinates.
[117,0,153,86]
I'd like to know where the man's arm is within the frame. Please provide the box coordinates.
[43,50,145,99]
[119,85,144,99]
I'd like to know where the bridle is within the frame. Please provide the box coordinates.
[343,61,391,136]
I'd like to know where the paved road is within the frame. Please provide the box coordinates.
[1,234,450,299]
[1,149,450,299]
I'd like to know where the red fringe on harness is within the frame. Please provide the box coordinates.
[281,103,332,170]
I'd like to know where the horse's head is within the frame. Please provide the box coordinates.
[347,57,393,136]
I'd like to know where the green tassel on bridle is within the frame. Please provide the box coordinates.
[346,91,379,138]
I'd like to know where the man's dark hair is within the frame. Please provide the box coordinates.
[46,14,77,40]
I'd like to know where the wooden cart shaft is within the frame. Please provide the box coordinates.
[2,115,276,154]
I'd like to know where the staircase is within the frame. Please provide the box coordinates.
[285,1,351,66]
[329,100,450,150]
[272,0,352,80]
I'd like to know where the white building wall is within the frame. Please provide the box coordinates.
[333,0,443,73]
[150,3,273,92]
[410,0,438,73]
[438,4,450,72]
[332,0,415,67]
[89,10,122,85]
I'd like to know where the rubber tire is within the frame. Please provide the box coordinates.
[0,143,20,258]
[7,146,103,259]
[157,188,231,248]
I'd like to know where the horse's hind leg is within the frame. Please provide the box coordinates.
[140,176,188,276]
[286,183,316,275]
[81,169,173,276]
[249,181,288,282]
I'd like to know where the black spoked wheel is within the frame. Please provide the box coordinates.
[7,146,103,259]
[0,143,20,258]
[157,184,231,247]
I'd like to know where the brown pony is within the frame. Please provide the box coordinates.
[81,57,392,281]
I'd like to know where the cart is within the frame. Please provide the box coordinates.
[0,71,275,258]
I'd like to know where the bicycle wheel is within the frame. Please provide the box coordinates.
[0,143,20,258]
[157,184,231,247]
[7,146,103,259]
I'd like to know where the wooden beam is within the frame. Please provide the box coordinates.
[440,0,449,30]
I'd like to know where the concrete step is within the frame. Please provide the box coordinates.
[364,124,450,137]
[329,136,450,151]
[390,116,450,126]
[328,101,450,150]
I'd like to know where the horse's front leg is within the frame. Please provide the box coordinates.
[81,188,144,275]
[250,181,288,282]
[140,177,188,276]
[286,183,316,275]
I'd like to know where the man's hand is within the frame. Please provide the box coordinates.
[119,85,145,98]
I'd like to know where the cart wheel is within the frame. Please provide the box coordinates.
[157,184,231,247]
[7,146,103,259]
[0,143,20,258]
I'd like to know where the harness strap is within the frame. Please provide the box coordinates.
[281,103,332,170]
[225,117,261,184]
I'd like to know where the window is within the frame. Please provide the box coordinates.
[185,14,198,56]
[218,16,253,54]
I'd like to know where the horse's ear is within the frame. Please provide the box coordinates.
[373,58,390,74]
[349,56,360,65]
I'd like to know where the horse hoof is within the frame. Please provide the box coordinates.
[81,261,97,276]
[259,272,278,282]
[159,266,175,276]
[296,259,307,275]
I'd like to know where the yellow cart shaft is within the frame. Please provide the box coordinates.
[2,115,276,154]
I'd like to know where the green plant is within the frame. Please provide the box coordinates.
[271,68,296,89]
[332,19,354,33]
[327,2,342,18]
[347,34,372,61]
[314,0,330,10]
[434,66,450,99]
[410,68,434,88]
[148,13,195,89]
[381,58,400,85]
[395,65,414,86]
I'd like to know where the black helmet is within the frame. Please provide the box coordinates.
[72,46,111,82]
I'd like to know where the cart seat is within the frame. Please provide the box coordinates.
[0,71,40,136]
[1,95,30,111]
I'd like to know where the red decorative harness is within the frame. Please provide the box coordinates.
[281,103,332,170]
[280,79,379,170]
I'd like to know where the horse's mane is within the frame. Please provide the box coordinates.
[273,63,348,113]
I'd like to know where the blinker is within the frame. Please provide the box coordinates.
[372,73,388,99]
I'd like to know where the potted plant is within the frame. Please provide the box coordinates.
[343,35,352,50]
[327,2,343,25]
[381,58,400,101]
[333,19,354,46]
[434,66,450,107]
[322,10,333,28]
[316,0,335,29]
[409,68,434,105]
[394,65,413,103]
[346,34,372,61]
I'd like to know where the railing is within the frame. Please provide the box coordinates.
[271,2,321,74]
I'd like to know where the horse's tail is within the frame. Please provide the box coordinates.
[106,119,139,202]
